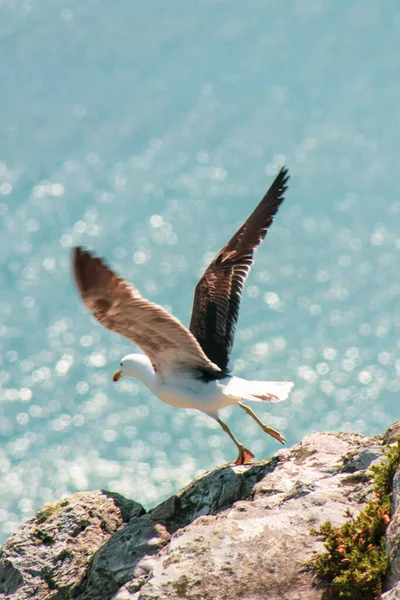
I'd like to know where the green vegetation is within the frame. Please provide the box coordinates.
[32,528,55,545]
[308,440,400,600]
[35,499,67,525]
[173,575,189,597]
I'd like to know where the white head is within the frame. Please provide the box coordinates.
[113,353,154,384]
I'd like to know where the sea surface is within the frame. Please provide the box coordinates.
[1,0,400,542]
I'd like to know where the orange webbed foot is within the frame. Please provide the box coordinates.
[234,447,255,465]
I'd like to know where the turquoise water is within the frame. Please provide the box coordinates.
[1,0,400,542]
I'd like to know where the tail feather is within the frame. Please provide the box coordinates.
[226,379,293,403]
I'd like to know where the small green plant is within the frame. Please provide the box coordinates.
[308,440,400,600]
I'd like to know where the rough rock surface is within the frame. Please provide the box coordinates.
[0,490,144,599]
[1,424,399,600]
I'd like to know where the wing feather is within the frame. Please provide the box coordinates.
[73,247,221,378]
[189,167,289,372]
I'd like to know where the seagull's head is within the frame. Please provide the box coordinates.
[113,354,153,382]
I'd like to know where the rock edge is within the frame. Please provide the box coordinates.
[1,424,400,600]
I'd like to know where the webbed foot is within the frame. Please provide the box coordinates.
[234,446,255,465]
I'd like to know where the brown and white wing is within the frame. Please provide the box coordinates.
[189,167,289,373]
[73,247,221,378]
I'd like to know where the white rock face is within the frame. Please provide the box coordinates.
[0,425,399,600]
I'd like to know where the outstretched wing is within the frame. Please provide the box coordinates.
[189,167,289,373]
[73,247,221,378]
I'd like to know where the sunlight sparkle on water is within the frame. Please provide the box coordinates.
[1,0,400,542]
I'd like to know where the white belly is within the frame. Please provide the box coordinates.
[155,377,235,414]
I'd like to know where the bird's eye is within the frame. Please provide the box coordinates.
[120,362,122,367]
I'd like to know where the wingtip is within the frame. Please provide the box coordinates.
[73,246,85,293]
[72,245,123,299]
[276,165,290,187]
[73,245,86,270]
[72,246,97,294]
[278,165,289,176]
[73,245,88,260]
[73,245,85,268]
[73,246,99,271]
[267,166,289,201]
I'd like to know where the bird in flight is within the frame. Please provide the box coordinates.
[73,167,293,464]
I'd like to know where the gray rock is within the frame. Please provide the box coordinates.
[0,491,144,599]
[79,462,272,600]
[383,585,400,600]
[384,422,400,445]
[1,424,400,600]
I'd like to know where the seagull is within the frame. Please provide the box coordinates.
[73,167,293,464]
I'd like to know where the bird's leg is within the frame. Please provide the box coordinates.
[216,417,255,465]
[238,402,286,445]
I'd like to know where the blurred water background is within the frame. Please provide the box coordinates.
[0,0,400,542]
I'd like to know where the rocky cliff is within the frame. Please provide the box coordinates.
[1,423,400,600]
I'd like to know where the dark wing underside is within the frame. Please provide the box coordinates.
[189,167,289,373]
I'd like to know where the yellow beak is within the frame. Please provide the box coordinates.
[113,370,123,382]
